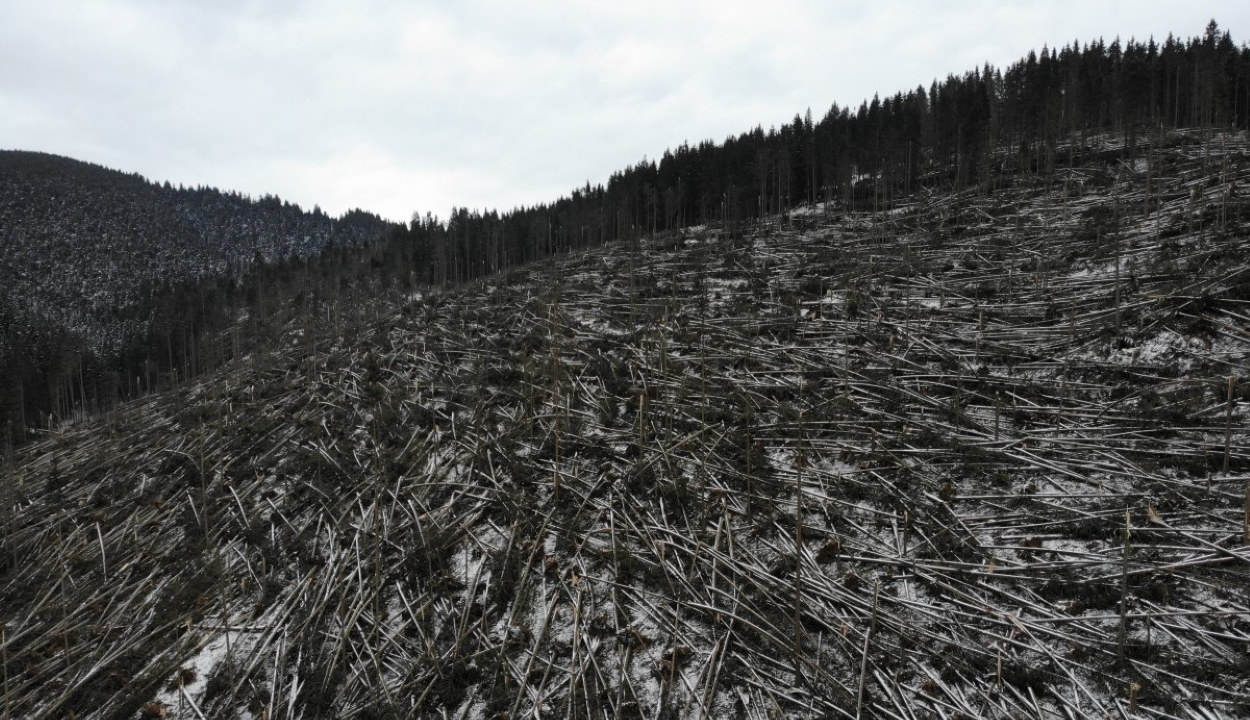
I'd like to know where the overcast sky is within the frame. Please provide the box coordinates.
[3,2,1245,222]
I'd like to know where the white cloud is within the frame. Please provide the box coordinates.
[2,1,1245,221]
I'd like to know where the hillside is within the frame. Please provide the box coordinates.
[0,151,393,346]
[1,128,1248,719]
[0,151,395,441]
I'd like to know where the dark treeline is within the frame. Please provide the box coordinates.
[379,20,1249,287]
[0,235,390,447]
[3,20,1246,447]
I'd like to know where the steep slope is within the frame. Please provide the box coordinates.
[1,130,1249,719]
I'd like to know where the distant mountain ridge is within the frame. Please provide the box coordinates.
[0,151,397,439]
[0,150,391,350]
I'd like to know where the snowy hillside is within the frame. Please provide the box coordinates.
[1,129,1248,719]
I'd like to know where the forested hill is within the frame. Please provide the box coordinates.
[0,151,391,350]
[0,151,395,441]
[415,20,1250,278]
